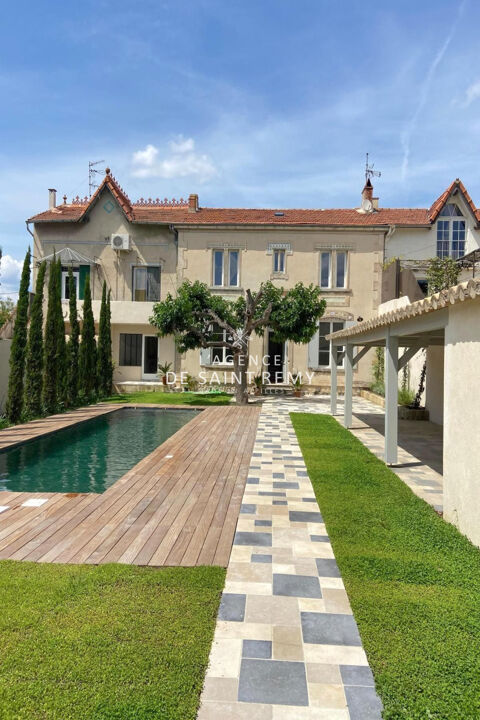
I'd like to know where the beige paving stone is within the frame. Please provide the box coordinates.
[227,562,273,583]
[272,625,303,646]
[207,638,242,678]
[214,621,273,641]
[245,594,300,625]
[319,577,345,590]
[298,597,327,613]
[224,581,272,595]
[229,546,253,562]
[272,563,297,574]
[306,663,342,685]
[198,701,273,720]
[273,641,304,661]
[272,707,349,720]
[304,643,368,666]
[322,588,352,614]
[308,683,347,709]
[271,548,294,562]
[202,677,239,702]
[293,557,320,574]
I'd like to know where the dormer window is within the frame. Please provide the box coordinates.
[436,204,465,259]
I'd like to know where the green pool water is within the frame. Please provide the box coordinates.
[0,408,198,495]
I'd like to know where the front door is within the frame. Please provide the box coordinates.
[142,336,159,380]
[267,331,285,383]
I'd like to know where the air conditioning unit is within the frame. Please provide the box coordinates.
[111,233,131,251]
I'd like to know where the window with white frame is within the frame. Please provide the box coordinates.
[318,320,345,367]
[61,267,79,300]
[133,265,160,301]
[211,323,233,365]
[273,248,286,273]
[212,249,240,287]
[436,204,466,259]
[320,251,348,289]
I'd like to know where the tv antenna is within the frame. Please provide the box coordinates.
[89,160,105,196]
[365,153,381,182]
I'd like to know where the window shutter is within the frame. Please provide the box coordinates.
[200,347,212,366]
[307,330,319,369]
[79,265,90,300]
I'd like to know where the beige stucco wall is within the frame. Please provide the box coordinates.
[425,345,444,425]
[443,297,480,546]
[0,339,11,412]
[178,226,383,388]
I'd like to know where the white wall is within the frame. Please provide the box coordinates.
[425,346,444,425]
[443,297,480,546]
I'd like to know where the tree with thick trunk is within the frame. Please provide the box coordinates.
[150,281,326,405]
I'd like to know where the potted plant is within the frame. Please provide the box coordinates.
[158,361,172,389]
[253,373,263,396]
[290,373,304,398]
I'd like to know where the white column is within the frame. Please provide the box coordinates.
[343,344,353,428]
[385,330,399,464]
[330,341,337,416]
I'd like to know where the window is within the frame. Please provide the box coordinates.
[273,249,286,273]
[436,204,466,259]
[336,252,347,288]
[318,321,344,368]
[320,252,331,288]
[119,333,142,366]
[212,250,240,287]
[133,266,160,301]
[211,323,233,365]
[61,267,79,300]
[320,251,348,289]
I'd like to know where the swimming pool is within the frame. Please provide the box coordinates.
[0,407,198,495]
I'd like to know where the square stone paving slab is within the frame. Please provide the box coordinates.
[273,573,322,599]
[301,612,362,646]
[238,658,308,706]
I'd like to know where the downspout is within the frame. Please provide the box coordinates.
[383,224,396,264]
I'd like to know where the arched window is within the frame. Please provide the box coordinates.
[436,204,465,259]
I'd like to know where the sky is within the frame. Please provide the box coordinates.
[1,0,479,296]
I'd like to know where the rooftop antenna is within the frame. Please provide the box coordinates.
[89,159,105,196]
[365,152,381,183]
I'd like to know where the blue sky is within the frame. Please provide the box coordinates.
[1,0,478,295]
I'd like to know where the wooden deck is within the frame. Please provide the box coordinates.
[0,405,259,567]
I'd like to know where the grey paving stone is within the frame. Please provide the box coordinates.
[255,520,272,527]
[238,659,308,706]
[234,531,272,547]
[345,685,383,719]
[251,553,272,563]
[315,558,341,577]
[273,573,322,599]
[297,471,308,477]
[289,510,323,523]
[259,491,286,497]
[273,482,299,489]
[272,472,285,478]
[302,497,316,502]
[243,639,272,659]
[341,664,375,687]
[301,612,362,646]
[310,535,330,543]
[273,500,288,506]
[240,504,257,514]
[218,593,246,622]
[247,478,260,485]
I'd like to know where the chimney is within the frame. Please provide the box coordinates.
[372,197,379,210]
[188,193,199,213]
[361,178,373,203]
[48,188,57,209]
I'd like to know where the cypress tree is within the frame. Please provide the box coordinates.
[97,281,113,397]
[66,266,80,406]
[24,261,47,418]
[6,248,31,423]
[55,260,68,407]
[43,258,61,413]
[79,274,97,399]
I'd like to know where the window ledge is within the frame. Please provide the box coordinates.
[319,288,352,294]
[270,273,288,280]
[209,286,242,292]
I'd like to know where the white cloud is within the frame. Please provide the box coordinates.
[463,80,480,107]
[0,254,22,298]
[131,136,217,182]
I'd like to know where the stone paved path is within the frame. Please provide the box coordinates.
[198,398,383,719]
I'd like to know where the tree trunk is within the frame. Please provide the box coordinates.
[233,350,249,405]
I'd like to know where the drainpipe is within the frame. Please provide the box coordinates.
[383,224,396,264]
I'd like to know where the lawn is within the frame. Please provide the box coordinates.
[106,390,232,406]
[291,413,480,720]
[0,562,225,720]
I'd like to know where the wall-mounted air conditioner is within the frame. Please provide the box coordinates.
[110,233,131,251]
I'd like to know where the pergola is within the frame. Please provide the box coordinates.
[326,279,480,465]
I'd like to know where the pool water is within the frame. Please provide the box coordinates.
[0,408,198,495]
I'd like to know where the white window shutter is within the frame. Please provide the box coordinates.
[200,347,212,366]
[307,330,320,369]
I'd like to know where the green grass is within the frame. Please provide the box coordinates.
[0,562,225,720]
[106,390,232,406]
[291,413,480,720]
